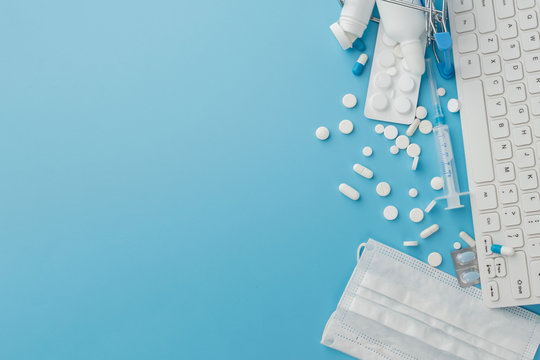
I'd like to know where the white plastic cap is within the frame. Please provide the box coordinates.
[399,39,426,75]
[330,22,356,50]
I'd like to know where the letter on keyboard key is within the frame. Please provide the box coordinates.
[519,11,538,30]
[460,54,482,79]
[479,212,501,232]
[514,126,533,145]
[523,192,540,212]
[508,83,526,103]
[527,75,540,94]
[485,76,504,95]
[496,162,516,182]
[483,55,502,74]
[522,31,540,51]
[474,0,496,33]
[494,140,512,160]
[519,169,539,189]
[525,215,540,234]
[487,97,507,117]
[524,53,540,72]
[495,0,515,18]
[509,104,529,124]
[499,184,519,203]
[505,62,524,81]
[501,206,521,226]
[480,34,499,54]
[528,260,540,297]
[476,185,498,210]
[455,13,476,33]
[500,19,518,39]
[504,228,524,247]
[460,81,494,183]
[508,251,531,298]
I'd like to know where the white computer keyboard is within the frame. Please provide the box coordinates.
[448,0,540,307]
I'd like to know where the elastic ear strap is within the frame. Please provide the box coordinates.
[357,243,367,262]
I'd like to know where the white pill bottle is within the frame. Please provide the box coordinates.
[331,0,376,50]
[376,0,426,75]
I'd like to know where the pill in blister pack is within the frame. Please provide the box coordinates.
[451,247,481,288]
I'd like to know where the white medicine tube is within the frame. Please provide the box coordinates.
[331,0,376,50]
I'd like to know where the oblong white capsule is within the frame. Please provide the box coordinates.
[353,164,374,179]
[406,118,420,137]
[420,224,440,239]
[339,183,360,200]
[459,231,476,247]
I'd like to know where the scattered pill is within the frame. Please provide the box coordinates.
[374,124,385,134]
[415,106,427,120]
[386,67,398,76]
[459,231,476,247]
[491,244,515,256]
[395,135,410,149]
[393,44,403,58]
[428,252,442,267]
[447,98,460,113]
[411,156,419,171]
[352,53,369,76]
[406,118,420,137]
[390,145,399,154]
[376,182,391,197]
[371,93,389,111]
[420,224,440,239]
[456,250,476,265]
[406,143,421,157]
[425,200,437,213]
[362,146,373,157]
[342,93,358,108]
[453,242,462,250]
[339,119,354,134]
[398,76,415,93]
[419,120,433,134]
[384,125,398,140]
[315,126,330,140]
[403,241,418,247]
[383,205,398,221]
[408,188,418,197]
[430,176,444,190]
[339,183,360,200]
[437,87,446,96]
[353,163,374,179]
[375,72,392,89]
[409,208,424,223]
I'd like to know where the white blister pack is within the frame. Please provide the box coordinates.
[364,26,425,125]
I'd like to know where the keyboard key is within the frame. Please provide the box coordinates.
[480,235,493,255]
[508,251,531,298]
[504,228,524,246]
[523,192,540,212]
[502,40,521,60]
[495,0,515,18]
[458,34,478,53]
[516,147,536,167]
[476,184,498,209]
[479,212,501,231]
[494,140,513,160]
[514,125,533,145]
[529,237,540,256]
[485,76,505,95]
[485,258,496,278]
[480,34,499,54]
[505,61,524,81]
[509,104,529,124]
[519,10,538,30]
[500,19,518,39]
[487,281,499,301]
[522,31,540,51]
[534,118,540,136]
[495,257,507,276]
[496,162,516,182]
[517,0,535,8]
[508,83,526,103]
[455,13,476,33]
[524,52,540,72]
[525,215,540,234]
[454,0,474,12]
[528,260,540,297]
[502,206,521,226]
[483,55,502,74]
[532,97,540,115]
[474,0,496,33]
[490,118,510,138]
[460,54,482,79]
[499,184,519,203]
[519,169,539,189]
[487,97,507,117]
[527,75,540,94]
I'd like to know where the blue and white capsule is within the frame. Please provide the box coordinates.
[491,244,515,256]
[352,53,369,76]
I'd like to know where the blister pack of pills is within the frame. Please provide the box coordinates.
[451,247,481,288]
[364,26,425,125]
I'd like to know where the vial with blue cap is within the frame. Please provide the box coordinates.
[352,54,369,76]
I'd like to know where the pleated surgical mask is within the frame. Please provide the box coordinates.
[321,239,540,360]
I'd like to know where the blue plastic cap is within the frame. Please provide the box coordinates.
[437,61,455,79]
[491,244,502,254]
[434,32,452,51]
[352,63,365,76]
[352,38,366,51]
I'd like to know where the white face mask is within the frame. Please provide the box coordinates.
[321,239,540,360]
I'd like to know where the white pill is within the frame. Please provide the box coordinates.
[402,59,410,72]
[386,67,398,77]
[415,106,428,120]
[379,51,395,68]
[390,145,399,154]
[374,124,385,134]
[428,252,442,267]
[395,135,410,149]
[431,176,444,190]
[339,183,360,200]
[339,119,354,134]
[419,120,433,134]
[406,118,420,137]
[403,241,418,247]
[406,143,421,157]
[398,76,415,93]
[315,126,330,140]
[393,44,403,59]
[376,182,391,197]
[384,125,398,140]
[459,231,476,247]
[421,224,440,239]
[454,242,462,250]
[362,146,373,157]
[409,188,418,197]
[353,163,374,179]
[371,93,389,111]
[383,205,399,221]
[382,33,397,47]
[342,93,358,108]
[393,96,412,114]
[447,98,460,113]
[375,72,392,89]
[437,87,446,96]
[409,208,424,223]
[425,199,437,213]
[411,156,419,171]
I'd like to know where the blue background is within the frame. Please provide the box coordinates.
[1,0,539,359]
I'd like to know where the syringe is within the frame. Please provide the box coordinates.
[426,58,465,210]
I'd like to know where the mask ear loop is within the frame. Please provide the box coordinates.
[357,243,367,263]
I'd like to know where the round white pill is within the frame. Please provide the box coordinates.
[379,51,395,68]
[375,72,392,89]
[339,183,360,200]
[339,119,354,134]
[393,44,403,59]
[428,252,443,267]
[395,135,410,149]
[371,93,389,111]
[431,176,444,190]
[383,205,398,221]
[342,93,357,108]
[398,76,415,93]
[393,96,412,114]
[454,242,462,250]
[406,143,421,157]
[362,146,373,157]
[437,87,446,96]
[390,145,399,155]
[447,98,460,113]
[376,182,391,197]
[419,120,433,134]
[409,188,418,197]
[384,125,398,140]
[374,124,385,134]
[403,241,418,247]
[409,208,424,223]
[386,67,398,77]
[415,106,428,120]
[315,126,329,140]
